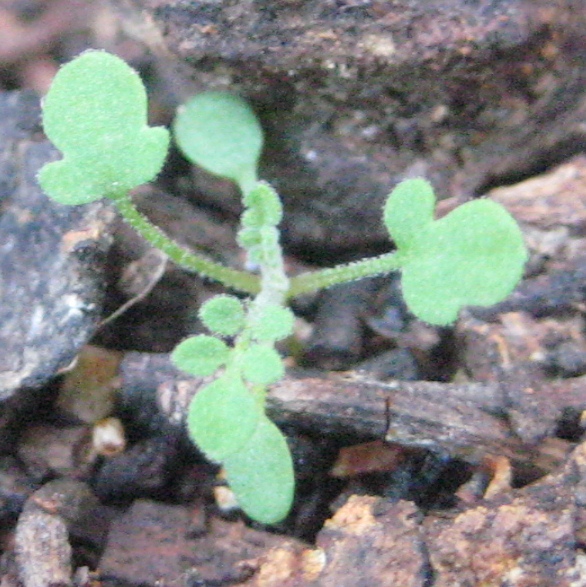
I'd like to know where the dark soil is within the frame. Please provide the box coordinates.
[2,1,586,586]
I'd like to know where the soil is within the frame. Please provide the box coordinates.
[2,1,586,586]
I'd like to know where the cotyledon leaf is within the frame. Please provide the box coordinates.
[39,50,169,205]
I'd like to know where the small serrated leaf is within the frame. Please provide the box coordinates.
[223,417,294,524]
[39,50,169,205]
[173,92,262,194]
[171,335,229,376]
[188,376,261,461]
[199,295,245,337]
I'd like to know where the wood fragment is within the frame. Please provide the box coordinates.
[99,499,301,586]
[117,353,579,475]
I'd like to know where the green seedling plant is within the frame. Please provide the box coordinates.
[38,50,528,524]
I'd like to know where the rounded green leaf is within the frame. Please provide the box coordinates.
[173,92,262,194]
[223,417,294,524]
[250,305,294,342]
[187,376,261,461]
[199,295,245,337]
[242,345,284,385]
[171,335,229,376]
[39,50,169,205]
[400,199,527,325]
[383,178,436,250]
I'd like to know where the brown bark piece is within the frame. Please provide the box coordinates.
[458,312,586,384]
[425,441,586,587]
[314,496,427,587]
[427,497,575,587]
[269,374,574,473]
[16,509,71,587]
[489,154,586,238]
[99,499,302,586]
[248,497,427,587]
[249,443,586,586]
[117,351,576,474]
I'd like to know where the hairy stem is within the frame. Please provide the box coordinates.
[287,252,403,299]
[114,193,261,294]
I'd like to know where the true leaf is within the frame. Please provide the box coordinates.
[173,92,262,194]
[39,50,169,205]
[187,376,261,461]
[223,417,294,524]
[199,295,245,337]
[249,305,294,342]
[242,182,283,228]
[171,335,229,376]
[242,345,284,385]
[237,226,262,251]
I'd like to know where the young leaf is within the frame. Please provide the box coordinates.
[199,295,245,337]
[223,417,294,524]
[242,345,284,385]
[397,198,527,325]
[171,335,229,376]
[173,92,262,194]
[237,226,263,266]
[242,183,283,228]
[187,376,261,461]
[39,50,169,205]
[383,178,435,250]
[249,305,294,342]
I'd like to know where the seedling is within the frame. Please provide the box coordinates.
[38,50,527,524]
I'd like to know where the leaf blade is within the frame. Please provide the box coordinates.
[223,417,294,524]
[187,376,261,462]
[173,92,262,194]
[39,50,169,204]
[400,198,527,325]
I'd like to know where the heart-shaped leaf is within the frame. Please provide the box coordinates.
[384,179,527,325]
[400,200,527,325]
[39,50,169,205]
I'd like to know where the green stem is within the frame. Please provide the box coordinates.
[114,193,260,295]
[287,251,403,299]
